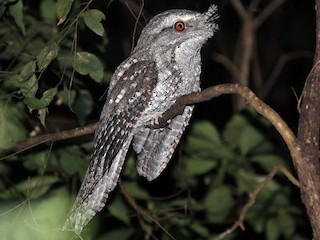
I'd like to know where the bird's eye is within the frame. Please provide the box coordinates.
[174,21,185,31]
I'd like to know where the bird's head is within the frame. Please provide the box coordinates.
[136,5,219,52]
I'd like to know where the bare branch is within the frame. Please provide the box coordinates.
[118,0,149,22]
[130,0,145,52]
[254,0,287,28]
[211,53,239,80]
[231,0,248,20]
[228,0,287,111]
[248,0,261,14]
[251,42,263,91]
[259,51,313,99]
[14,123,97,151]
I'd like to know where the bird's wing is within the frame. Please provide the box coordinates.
[63,60,158,234]
[133,105,194,181]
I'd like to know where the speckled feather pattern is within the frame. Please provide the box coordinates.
[63,4,218,234]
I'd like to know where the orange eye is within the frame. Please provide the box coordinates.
[174,21,185,31]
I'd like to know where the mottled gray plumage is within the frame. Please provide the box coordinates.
[63,5,218,234]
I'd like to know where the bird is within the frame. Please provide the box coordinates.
[63,4,218,234]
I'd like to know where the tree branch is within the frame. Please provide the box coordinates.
[227,0,287,111]
[14,123,97,151]
[151,84,300,170]
[296,61,320,239]
[254,0,287,29]
[294,1,320,235]
[11,84,300,173]
[231,0,248,20]
[259,51,313,99]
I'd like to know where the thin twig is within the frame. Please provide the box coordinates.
[251,42,263,91]
[14,123,97,152]
[119,0,147,29]
[248,0,261,14]
[254,0,287,28]
[216,165,300,239]
[119,181,176,240]
[130,0,145,53]
[260,51,313,99]
[231,0,248,20]
[211,53,239,80]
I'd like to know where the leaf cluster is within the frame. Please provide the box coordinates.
[0,0,108,150]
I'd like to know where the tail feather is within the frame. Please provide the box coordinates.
[63,140,131,234]
[134,106,194,181]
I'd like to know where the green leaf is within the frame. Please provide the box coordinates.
[277,211,295,238]
[36,42,59,70]
[183,157,217,176]
[38,108,48,126]
[250,154,288,172]
[97,228,134,240]
[41,87,57,105]
[56,0,74,25]
[83,9,106,36]
[189,120,220,143]
[23,88,54,125]
[23,96,45,109]
[8,0,25,35]
[0,187,76,239]
[50,142,92,178]
[74,52,104,82]
[11,61,38,97]
[204,186,234,223]
[21,74,38,97]
[40,0,56,22]
[57,145,89,177]
[20,61,36,82]
[266,217,280,240]
[56,89,76,106]
[186,121,228,161]
[239,124,265,155]
[74,90,93,125]
[235,169,259,193]
[190,222,209,237]
[223,114,266,155]
[0,176,60,199]
[22,150,48,172]
[108,199,130,225]
[0,0,6,18]
[186,135,234,161]
[223,114,248,149]
[23,88,57,111]
[122,181,149,199]
[0,101,26,150]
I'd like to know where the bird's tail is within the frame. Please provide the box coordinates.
[62,140,131,234]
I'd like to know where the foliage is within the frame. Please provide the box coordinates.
[0,0,309,240]
[0,0,107,138]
